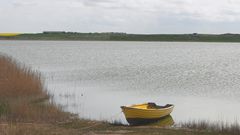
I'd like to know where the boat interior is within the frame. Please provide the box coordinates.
[130,103,173,109]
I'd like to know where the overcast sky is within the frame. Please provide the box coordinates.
[2,0,240,34]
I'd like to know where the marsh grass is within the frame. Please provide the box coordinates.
[181,120,240,135]
[0,55,68,123]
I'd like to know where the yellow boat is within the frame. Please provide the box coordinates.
[121,102,174,125]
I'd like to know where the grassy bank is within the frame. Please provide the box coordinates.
[0,55,239,135]
[2,32,240,42]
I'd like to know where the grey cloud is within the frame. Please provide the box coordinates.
[10,0,38,7]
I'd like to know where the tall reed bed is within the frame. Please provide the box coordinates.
[0,55,68,123]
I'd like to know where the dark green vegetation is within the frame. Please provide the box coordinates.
[2,32,240,42]
[1,55,240,135]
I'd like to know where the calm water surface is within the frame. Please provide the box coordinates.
[1,40,240,124]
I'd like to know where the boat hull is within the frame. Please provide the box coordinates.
[121,103,174,125]
[126,115,171,125]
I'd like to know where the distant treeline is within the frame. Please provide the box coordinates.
[1,32,240,42]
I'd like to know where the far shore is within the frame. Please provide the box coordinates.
[2,32,240,42]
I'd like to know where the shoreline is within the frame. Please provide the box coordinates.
[0,55,239,135]
[3,39,240,43]
[2,33,240,43]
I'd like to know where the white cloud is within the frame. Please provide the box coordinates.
[1,0,240,33]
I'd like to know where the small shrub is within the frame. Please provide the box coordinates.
[0,102,8,116]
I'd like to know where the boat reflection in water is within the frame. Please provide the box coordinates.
[147,115,174,127]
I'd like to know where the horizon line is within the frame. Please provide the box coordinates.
[1,32,240,35]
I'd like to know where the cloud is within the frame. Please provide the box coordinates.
[70,0,240,22]
[1,0,240,33]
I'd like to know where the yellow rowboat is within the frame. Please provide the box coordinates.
[121,103,174,125]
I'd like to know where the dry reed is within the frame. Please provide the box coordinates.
[0,55,68,123]
[181,120,240,135]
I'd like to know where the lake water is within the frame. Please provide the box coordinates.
[1,40,240,125]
